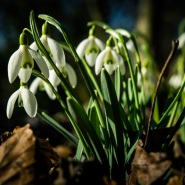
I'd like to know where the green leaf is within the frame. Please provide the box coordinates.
[101,68,125,166]
[125,126,143,164]
[89,103,101,136]
[37,109,78,147]
[75,140,84,161]
[114,66,121,101]
[162,107,185,150]
[67,96,108,164]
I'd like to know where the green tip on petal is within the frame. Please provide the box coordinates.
[19,32,28,45]
[42,21,50,35]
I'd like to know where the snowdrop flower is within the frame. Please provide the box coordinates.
[8,32,49,83]
[169,74,183,89]
[7,82,38,118]
[95,37,125,75]
[178,32,185,49]
[30,22,66,70]
[49,63,77,88]
[76,26,105,67]
[30,77,56,100]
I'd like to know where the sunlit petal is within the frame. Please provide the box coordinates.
[49,69,60,86]
[18,67,32,83]
[76,38,89,58]
[6,89,20,119]
[65,63,77,88]
[29,41,38,51]
[29,48,49,78]
[104,63,116,75]
[29,77,42,94]
[47,37,66,66]
[8,48,22,83]
[111,50,120,65]
[117,54,125,75]
[44,82,56,100]
[95,49,107,75]
[21,87,37,117]
[85,53,98,67]
[94,37,105,50]
[178,33,185,49]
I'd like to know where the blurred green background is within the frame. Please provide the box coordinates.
[0,0,185,145]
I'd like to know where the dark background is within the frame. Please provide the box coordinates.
[0,0,185,145]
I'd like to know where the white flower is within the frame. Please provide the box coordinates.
[178,32,185,49]
[95,46,125,75]
[76,35,105,67]
[49,63,77,88]
[29,77,56,100]
[30,35,66,70]
[8,32,49,84]
[169,74,183,89]
[8,45,49,84]
[7,85,38,118]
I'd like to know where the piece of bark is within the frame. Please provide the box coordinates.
[0,124,58,185]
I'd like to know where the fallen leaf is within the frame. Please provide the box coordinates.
[127,140,172,185]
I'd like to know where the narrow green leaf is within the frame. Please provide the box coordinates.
[37,109,78,146]
[67,96,108,164]
[114,66,121,101]
[75,140,84,161]
[125,126,143,164]
[162,107,185,150]
[101,68,125,165]
[89,103,101,136]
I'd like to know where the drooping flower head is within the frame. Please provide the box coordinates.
[7,81,38,118]
[30,22,66,70]
[76,26,105,67]
[29,77,56,100]
[95,37,125,75]
[8,31,49,83]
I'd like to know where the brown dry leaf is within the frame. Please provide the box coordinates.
[127,140,172,185]
[0,124,59,185]
[167,175,184,185]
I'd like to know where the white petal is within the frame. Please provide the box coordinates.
[29,48,49,78]
[29,77,42,94]
[95,49,107,75]
[44,82,56,100]
[43,56,53,70]
[18,67,32,83]
[21,87,37,117]
[8,48,22,83]
[76,38,89,58]
[178,33,185,49]
[117,54,125,75]
[49,69,60,86]
[104,63,116,75]
[111,50,120,65]
[65,63,77,88]
[47,37,66,66]
[85,53,98,67]
[94,37,105,51]
[6,89,20,118]
[29,41,38,51]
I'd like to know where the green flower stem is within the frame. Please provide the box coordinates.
[38,13,106,130]
[23,28,32,35]
[32,69,92,158]
[81,58,103,101]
